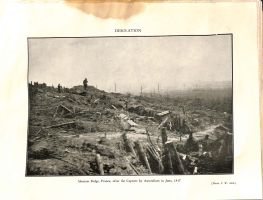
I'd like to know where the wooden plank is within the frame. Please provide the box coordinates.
[158,117,168,129]
[165,141,186,174]
[162,146,173,174]
[135,141,152,174]
[161,127,167,146]
[129,163,139,175]
[146,146,164,174]
[95,154,104,175]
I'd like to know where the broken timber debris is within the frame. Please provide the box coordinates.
[44,121,76,129]
[157,110,171,122]
[157,110,171,117]
[146,145,164,173]
[193,166,198,174]
[163,147,173,174]
[158,117,168,129]
[111,105,118,110]
[129,163,139,175]
[165,141,186,174]
[130,127,147,134]
[135,141,152,174]
[161,127,168,146]
[124,157,139,175]
[122,133,136,156]
[119,113,144,133]
[160,127,173,174]
[119,113,131,130]
[127,119,138,127]
[95,154,104,175]
[53,104,73,118]
[28,81,233,176]
[159,127,186,174]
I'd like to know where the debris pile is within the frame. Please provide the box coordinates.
[27,82,233,175]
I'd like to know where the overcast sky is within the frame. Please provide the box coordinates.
[28,35,232,93]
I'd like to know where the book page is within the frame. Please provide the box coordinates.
[0,1,262,199]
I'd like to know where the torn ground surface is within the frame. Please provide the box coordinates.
[27,84,233,175]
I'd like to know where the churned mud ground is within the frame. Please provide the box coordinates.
[26,84,233,176]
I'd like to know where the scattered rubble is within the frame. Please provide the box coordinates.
[27,83,233,175]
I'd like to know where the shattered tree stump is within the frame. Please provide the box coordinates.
[162,145,174,174]
[161,127,167,146]
[165,141,186,174]
[146,146,164,174]
[160,127,173,174]
[146,130,164,173]
[95,154,104,175]
[135,141,152,174]
[122,133,136,156]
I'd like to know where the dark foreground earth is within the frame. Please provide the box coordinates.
[26,83,233,176]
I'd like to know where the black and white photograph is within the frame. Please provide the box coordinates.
[26,35,233,176]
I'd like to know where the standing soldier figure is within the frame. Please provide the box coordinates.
[58,83,62,93]
[83,78,88,90]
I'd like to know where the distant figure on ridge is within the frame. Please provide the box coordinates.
[58,83,62,93]
[83,78,88,90]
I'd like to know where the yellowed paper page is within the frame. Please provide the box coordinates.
[0,1,262,199]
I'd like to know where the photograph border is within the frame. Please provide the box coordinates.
[25,33,234,177]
